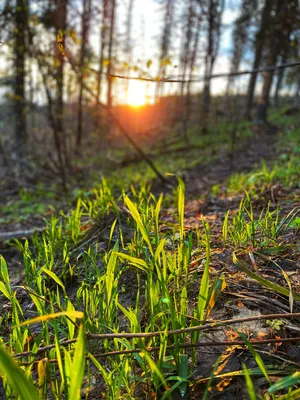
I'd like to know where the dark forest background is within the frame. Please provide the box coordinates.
[0,0,299,188]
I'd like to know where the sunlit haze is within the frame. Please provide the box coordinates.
[127,80,147,107]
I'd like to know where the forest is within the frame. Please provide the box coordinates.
[0,0,300,398]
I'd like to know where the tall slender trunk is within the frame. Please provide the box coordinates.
[96,0,109,103]
[107,0,116,109]
[15,0,28,159]
[256,0,288,123]
[54,0,68,177]
[124,0,134,100]
[155,0,174,102]
[182,0,202,143]
[245,0,272,120]
[76,0,92,148]
[274,50,288,108]
[256,43,279,123]
[201,0,224,135]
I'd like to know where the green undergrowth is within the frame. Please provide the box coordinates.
[226,114,300,197]
[0,174,300,399]
[0,110,299,398]
[1,118,252,226]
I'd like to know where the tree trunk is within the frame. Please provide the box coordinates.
[96,0,109,104]
[107,0,116,109]
[245,0,272,120]
[155,0,174,102]
[201,0,224,135]
[14,0,28,160]
[54,0,68,180]
[256,44,279,123]
[124,0,134,100]
[274,51,288,108]
[76,0,92,148]
[256,0,289,123]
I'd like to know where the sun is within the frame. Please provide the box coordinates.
[127,80,147,107]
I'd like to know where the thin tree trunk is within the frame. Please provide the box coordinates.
[245,0,272,120]
[54,0,68,177]
[96,0,109,103]
[14,0,28,160]
[107,0,116,109]
[274,51,288,108]
[201,0,224,135]
[182,1,202,143]
[76,0,92,148]
[155,0,174,102]
[256,0,287,123]
[124,0,134,100]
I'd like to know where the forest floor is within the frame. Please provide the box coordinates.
[0,110,299,399]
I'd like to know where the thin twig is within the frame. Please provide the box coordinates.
[13,312,300,359]
[108,61,300,83]
[17,336,300,365]
[65,52,168,183]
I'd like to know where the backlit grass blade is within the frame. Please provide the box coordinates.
[0,345,39,400]
[277,388,300,400]
[206,272,226,318]
[140,347,167,389]
[238,333,272,389]
[178,353,189,397]
[124,195,153,255]
[68,324,86,400]
[197,222,210,321]
[155,194,163,244]
[41,267,66,295]
[0,255,10,287]
[160,376,189,400]
[177,177,185,241]
[268,371,300,394]
[242,363,257,400]
[114,252,149,272]
[233,253,300,301]
[19,311,84,327]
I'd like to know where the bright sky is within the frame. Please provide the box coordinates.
[0,0,243,105]
[114,0,242,103]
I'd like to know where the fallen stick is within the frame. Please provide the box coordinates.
[0,227,46,242]
[13,312,300,359]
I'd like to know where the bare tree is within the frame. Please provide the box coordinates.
[256,0,298,123]
[53,0,68,167]
[76,0,92,148]
[96,0,109,104]
[226,0,258,95]
[180,0,202,142]
[107,0,116,108]
[201,0,224,135]
[14,0,29,159]
[155,0,175,101]
[244,0,272,120]
[124,0,134,99]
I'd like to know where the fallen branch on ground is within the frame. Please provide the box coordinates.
[13,312,300,359]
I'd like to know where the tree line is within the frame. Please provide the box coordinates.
[0,0,299,179]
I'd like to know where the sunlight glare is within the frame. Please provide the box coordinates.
[127,80,147,107]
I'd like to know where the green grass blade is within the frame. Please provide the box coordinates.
[233,254,300,301]
[268,371,300,394]
[41,267,66,294]
[177,177,185,241]
[19,311,84,327]
[242,363,257,400]
[114,252,149,272]
[68,324,86,400]
[277,388,300,400]
[239,333,271,386]
[124,195,153,255]
[0,345,40,400]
